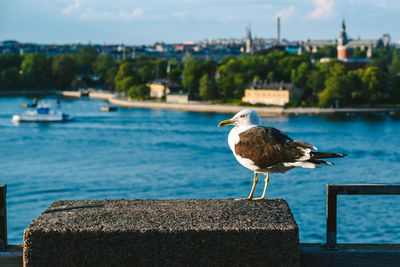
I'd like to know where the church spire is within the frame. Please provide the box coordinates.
[339,19,347,46]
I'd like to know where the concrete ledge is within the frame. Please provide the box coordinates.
[24,199,299,266]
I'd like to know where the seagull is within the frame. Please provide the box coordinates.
[218,109,347,200]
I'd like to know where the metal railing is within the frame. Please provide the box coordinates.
[2,183,400,252]
[326,184,400,249]
[0,185,6,251]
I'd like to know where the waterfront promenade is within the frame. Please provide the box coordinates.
[83,90,400,116]
[2,90,399,115]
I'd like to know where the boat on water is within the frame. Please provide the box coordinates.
[12,104,73,123]
[100,106,117,112]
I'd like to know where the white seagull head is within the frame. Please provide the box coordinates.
[218,109,261,128]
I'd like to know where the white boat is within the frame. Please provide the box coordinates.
[12,104,73,123]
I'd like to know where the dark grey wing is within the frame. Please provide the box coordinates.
[235,126,306,169]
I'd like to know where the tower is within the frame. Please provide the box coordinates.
[337,19,352,60]
[245,25,253,54]
[383,34,391,47]
[277,17,280,45]
[338,19,348,46]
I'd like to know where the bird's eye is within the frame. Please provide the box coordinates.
[240,115,245,118]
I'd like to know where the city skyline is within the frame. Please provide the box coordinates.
[0,0,399,45]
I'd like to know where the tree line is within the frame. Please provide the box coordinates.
[0,46,399,107]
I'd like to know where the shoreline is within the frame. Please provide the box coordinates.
[2,90,400,115]
[107,96,400,116]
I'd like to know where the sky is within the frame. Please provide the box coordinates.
[0,0,399,45]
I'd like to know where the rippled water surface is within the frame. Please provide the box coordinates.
[1,96,400,244]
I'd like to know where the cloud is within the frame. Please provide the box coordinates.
[120,8,144,20]
[171,10,187,19]
[275,5,295,19]
[218,15,234,22]
[307,0,334,19]
[78,8,143,21]
[61,1,143,21]
[375,1,387,8]
[62,0,80,14]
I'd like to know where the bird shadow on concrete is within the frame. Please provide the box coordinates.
[43,204,105,214]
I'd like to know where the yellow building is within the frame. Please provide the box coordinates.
[241,83,301,106]
[147,80,182,98]
[148,82,170,98]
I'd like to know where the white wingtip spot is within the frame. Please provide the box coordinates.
[297,148,311,161]
[284,162,317,168]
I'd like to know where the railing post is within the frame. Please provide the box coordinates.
[326,184,337,250]
[0,185,6,251]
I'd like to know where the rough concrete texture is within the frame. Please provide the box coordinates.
[24,199,299,267]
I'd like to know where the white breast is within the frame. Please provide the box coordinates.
[228,125,260,172]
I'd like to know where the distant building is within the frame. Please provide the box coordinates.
[337,20,352,60]
[304,40,336,53]
[241,82,302,106]
[166,92,189,103]
[148,79,183,98]
[285,42,304,55]
[336,19,380,69]
[303,19,388,61]
[245,25,253,54]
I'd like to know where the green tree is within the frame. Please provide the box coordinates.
[0,54,22,70]
[0,67,19,90]
[318,63,352,107]
[137,65,153,83]
[359,66,387,103]
[278,55,307,82]
[291,61,312,86]
[305,70,325,98]
[389,74,400,102]
[104,67,118,91]
[182,60,203,97]
[168,69,182,84]
[388,49,400,101]
[199,73,216,100]
[267,71,275,82]
[182,53,197,64]
[353,47,367,58]
[313,46,337,59]
[127,84,150,99]
[93,55,116,89]
[20,53,53,89]
[390,49,400,74]
[216,58,247,99]
[155,59,168,79]
[72,46,98,71]
[52,55,76,89]
[371,48,392,65]
[114,62,136,92]
[167,59,182,83]
[115,76,135,93]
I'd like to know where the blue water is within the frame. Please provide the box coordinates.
[1,96,400,244]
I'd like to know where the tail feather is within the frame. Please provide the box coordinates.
[310,151,347,159]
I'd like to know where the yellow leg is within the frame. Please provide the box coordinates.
[235,173,258,201]
[253,173,269,200]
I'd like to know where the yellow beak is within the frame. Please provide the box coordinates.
[218,119,235,127]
